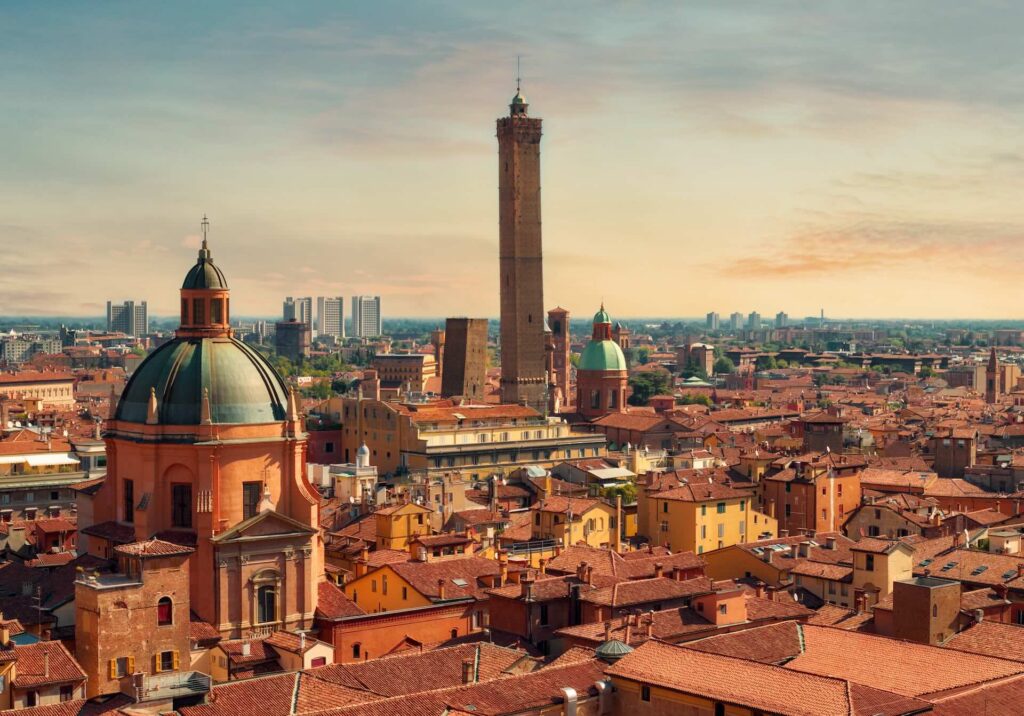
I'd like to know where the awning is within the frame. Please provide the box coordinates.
[24,454,80,468]
[0,456,26,465]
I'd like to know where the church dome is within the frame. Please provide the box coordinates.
[117,338,290,426]
[579,339,627,372]
[116,337,289,425]
[594,307,610,324]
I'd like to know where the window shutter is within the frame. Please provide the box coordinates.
[153,654,161,674]
[128,656,135,674]
[108,659,117,680]
[172,650,180,671]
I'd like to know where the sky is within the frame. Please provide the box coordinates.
[3,1,1024,320]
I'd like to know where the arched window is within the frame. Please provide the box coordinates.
[352,643,361,659]
[157,597,173,626]
[608,389,618,409]
[450,628,458,639]
[590,390,600,409]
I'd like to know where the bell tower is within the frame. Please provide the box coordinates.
[497,79,547,413]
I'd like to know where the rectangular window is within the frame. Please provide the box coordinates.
[717,502,726,514]
[192,298,204,325]
[641,685,651,702]
[539,604,549,625]
[115,657,130,678]
[662,502,668,513]
[124,479,134,523]
[785,504,792,517]
[701,505,707,517]
[242,482,262,520]
[159,650,176,672]
[701,525,706,539]
[211,298,224,324]
[865,554,875,571]
[828,582,836,594]
[717,524,725,538]
[171,484,192,528]
[60,685,73,702]
[739,500,745,511]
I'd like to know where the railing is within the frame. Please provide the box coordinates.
[137,671,211,702]
[506,539,557,556]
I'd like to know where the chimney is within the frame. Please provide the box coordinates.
[0,624,8,647]
[577,561,588,582]
[645,612,654,638]
[763,550,773,565]
[585,565,594,586]
[854,593,866,614]
[539,558,548,575]
[43,649,49,679]
[461,659,475,684]
[241,642,251,657]
[544,474,552,496]
[797,542,810,559]
[560,687,579,716]
[623,618,632,646]
[672,567,686,582]
[755,583,765,599]
[437,578,447,600]
[654,562,664,579]
[614,494,623,553]
[299,632,306,651]
[825,536,837,551]
[768,500,776,519]
[974,609,985,624]
[521,573,535,601]
[603,621,612,642]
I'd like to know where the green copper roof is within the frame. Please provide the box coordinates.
[595,639,634,663]
[594,307,610,324]
[511,91,527,105]
[579,339,627,372]
[182,246,228,290]
[116,337,288,425]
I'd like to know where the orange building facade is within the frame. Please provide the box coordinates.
[82,229,323,640]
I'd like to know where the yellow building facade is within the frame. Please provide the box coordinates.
[646,485,777,555]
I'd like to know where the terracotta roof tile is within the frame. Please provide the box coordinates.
[12,641,86,688]
[943,621,1024,662]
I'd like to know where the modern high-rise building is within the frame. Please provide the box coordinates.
[441,318,489,400]
[283,296,313,325]
[706,312,720,330]
[316,296,344,338]
[729,312,743,331]
[351,295,382,337]
[106,300,148,337]
[497,86,547,413]
[747,311,761,329]
[775,311,789,328]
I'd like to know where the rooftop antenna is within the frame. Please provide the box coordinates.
[516,55,521,94]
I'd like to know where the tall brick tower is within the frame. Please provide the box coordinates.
[986,346,1000,404]
[547,307,571,410]
[497,85,547,413]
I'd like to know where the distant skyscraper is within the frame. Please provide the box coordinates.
[283,296,312,325]
[706,312,720,330]
[747,312,761,330]
[497,84,547,414]
[316,296,344,338]
[730,312,743,331]
[106,300,148,337]
[351,296,382,337]
[775,311,789,328]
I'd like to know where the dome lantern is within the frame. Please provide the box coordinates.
[179,216,231,338]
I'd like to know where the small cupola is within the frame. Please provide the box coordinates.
[178,216,231,337]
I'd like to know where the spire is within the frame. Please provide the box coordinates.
[286,387,300,423]
[146,387,159,425]
[509,56,528,115]
[259,482,275,513]
[199,214,211,259]
[200,387,212,425]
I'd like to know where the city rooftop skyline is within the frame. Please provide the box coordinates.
[4,2,1024,319]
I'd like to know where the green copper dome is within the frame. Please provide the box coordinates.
[511,91,527,105]
[116,337,288,425]
[595,639,634,663]
[594,307,610,324]
[182,244,228,290]
[579,339,627,372]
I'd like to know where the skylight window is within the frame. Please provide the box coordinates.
[971,566,989,576]
[452,578,469,587]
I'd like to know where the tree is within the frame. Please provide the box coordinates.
[713,356,735,374]
[628,371,671,406]
[680,394,712,406]
[602,482,638,504]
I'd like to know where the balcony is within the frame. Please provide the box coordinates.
[128,671,211,704]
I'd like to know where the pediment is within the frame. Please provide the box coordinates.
[211,508,317,543]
